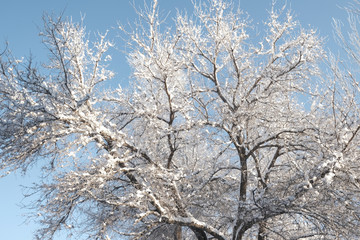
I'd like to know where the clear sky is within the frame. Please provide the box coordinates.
[0,0,352,239]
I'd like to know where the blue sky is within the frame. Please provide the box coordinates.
[0,0,352,239]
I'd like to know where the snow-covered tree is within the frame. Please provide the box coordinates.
[1,0,360,239]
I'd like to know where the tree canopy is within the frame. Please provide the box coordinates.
[1,0,360,239]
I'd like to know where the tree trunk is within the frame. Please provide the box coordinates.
[174,225,182,240]
[191,227,208,240]
[258,222,266,240]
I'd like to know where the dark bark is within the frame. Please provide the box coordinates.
[174,225,182,240]
[258,222,266,240]
[190,227,208,240]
